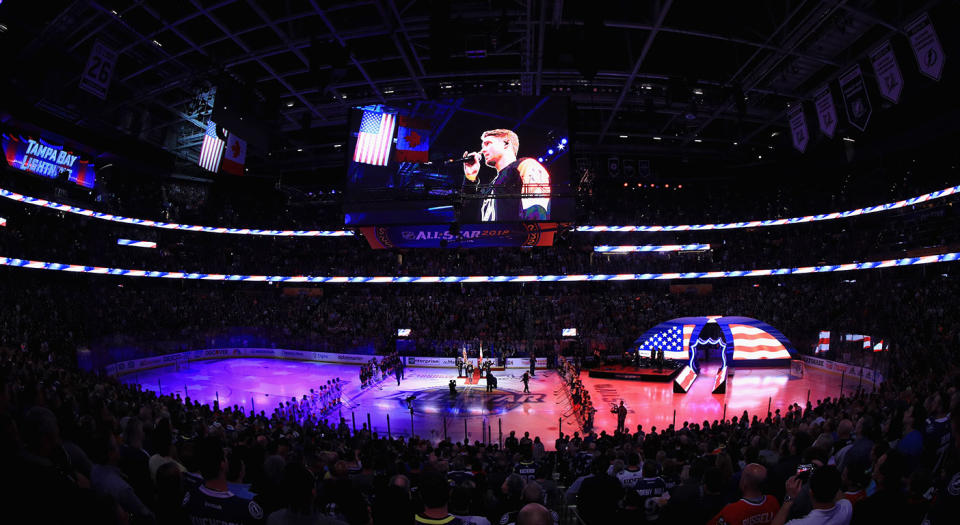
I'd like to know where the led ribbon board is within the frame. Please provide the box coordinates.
[2,134,96,188]
[0,252,956,284]
[0,188,353,237]
[117,239,157,248]
[577,185,960,232]
[594,244,710,253]
[2,183,957,238]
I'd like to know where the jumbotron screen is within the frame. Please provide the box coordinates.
[344,96,573,226]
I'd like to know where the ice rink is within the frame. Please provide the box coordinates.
[120,358,856,450]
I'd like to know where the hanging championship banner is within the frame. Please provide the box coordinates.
[839,65,872,132]
[787,103,809,153]
[905,12,945,81]
[868,40,903,103]
[814,86,838,138]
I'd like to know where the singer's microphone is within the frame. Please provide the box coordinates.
[444,153,483,165]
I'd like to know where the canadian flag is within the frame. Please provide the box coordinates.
[222,132,246,175]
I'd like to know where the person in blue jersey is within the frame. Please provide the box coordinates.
[924,410,960,525]
[513,449,539,483]
[447,456,476,488]
[463,129,551,222]
[634,460,669,522]
[923,392,952,468]
[182,436,265,525]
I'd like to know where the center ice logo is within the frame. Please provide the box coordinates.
[385,388,544,415]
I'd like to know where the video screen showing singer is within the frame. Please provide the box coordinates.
[462,129,551,222]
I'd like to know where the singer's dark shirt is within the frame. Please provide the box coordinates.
[465,158,550,222]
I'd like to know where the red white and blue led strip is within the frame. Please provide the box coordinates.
[577,184,960,233]
[3,184,959,238]
[594,244,710,253]
[0,252,956,284]
[117,239,157,248]
[0,188,354,237]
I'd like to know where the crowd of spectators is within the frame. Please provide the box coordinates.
[1,266,957,376]
[2,280,959,524]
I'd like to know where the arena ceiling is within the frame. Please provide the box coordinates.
[0,0,955,181]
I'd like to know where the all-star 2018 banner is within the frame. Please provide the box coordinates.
[359,222,563,249]
[2,133,96,188]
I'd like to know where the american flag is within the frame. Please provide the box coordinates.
[730,324,792,359]
[353,110,395,166]
[638,324,693,359]
[198,121,225,173]
[816,331,830,353]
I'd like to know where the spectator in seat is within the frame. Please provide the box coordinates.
[576,457,623,525]
[498,481,559,525]
[772,465,852,525]
[266,462,345,525]
[450,480,489,525]
[708,463,780,525]
[515,503,552,525]
[90,430,155,522]
[415,471,465,525]
[182,436,265,524]
[923,409,960,524]
[851,450,911,525]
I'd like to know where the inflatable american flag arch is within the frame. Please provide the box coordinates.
[633,316,797,367]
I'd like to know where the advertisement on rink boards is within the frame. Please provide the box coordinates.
[404,356,457,367]
[403,356,548,369]
[105,348,380,376]
[506,357,548,369]
[800,355,883,385]
[105,348,552,376]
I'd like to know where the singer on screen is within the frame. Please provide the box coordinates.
[463,129,551,221]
